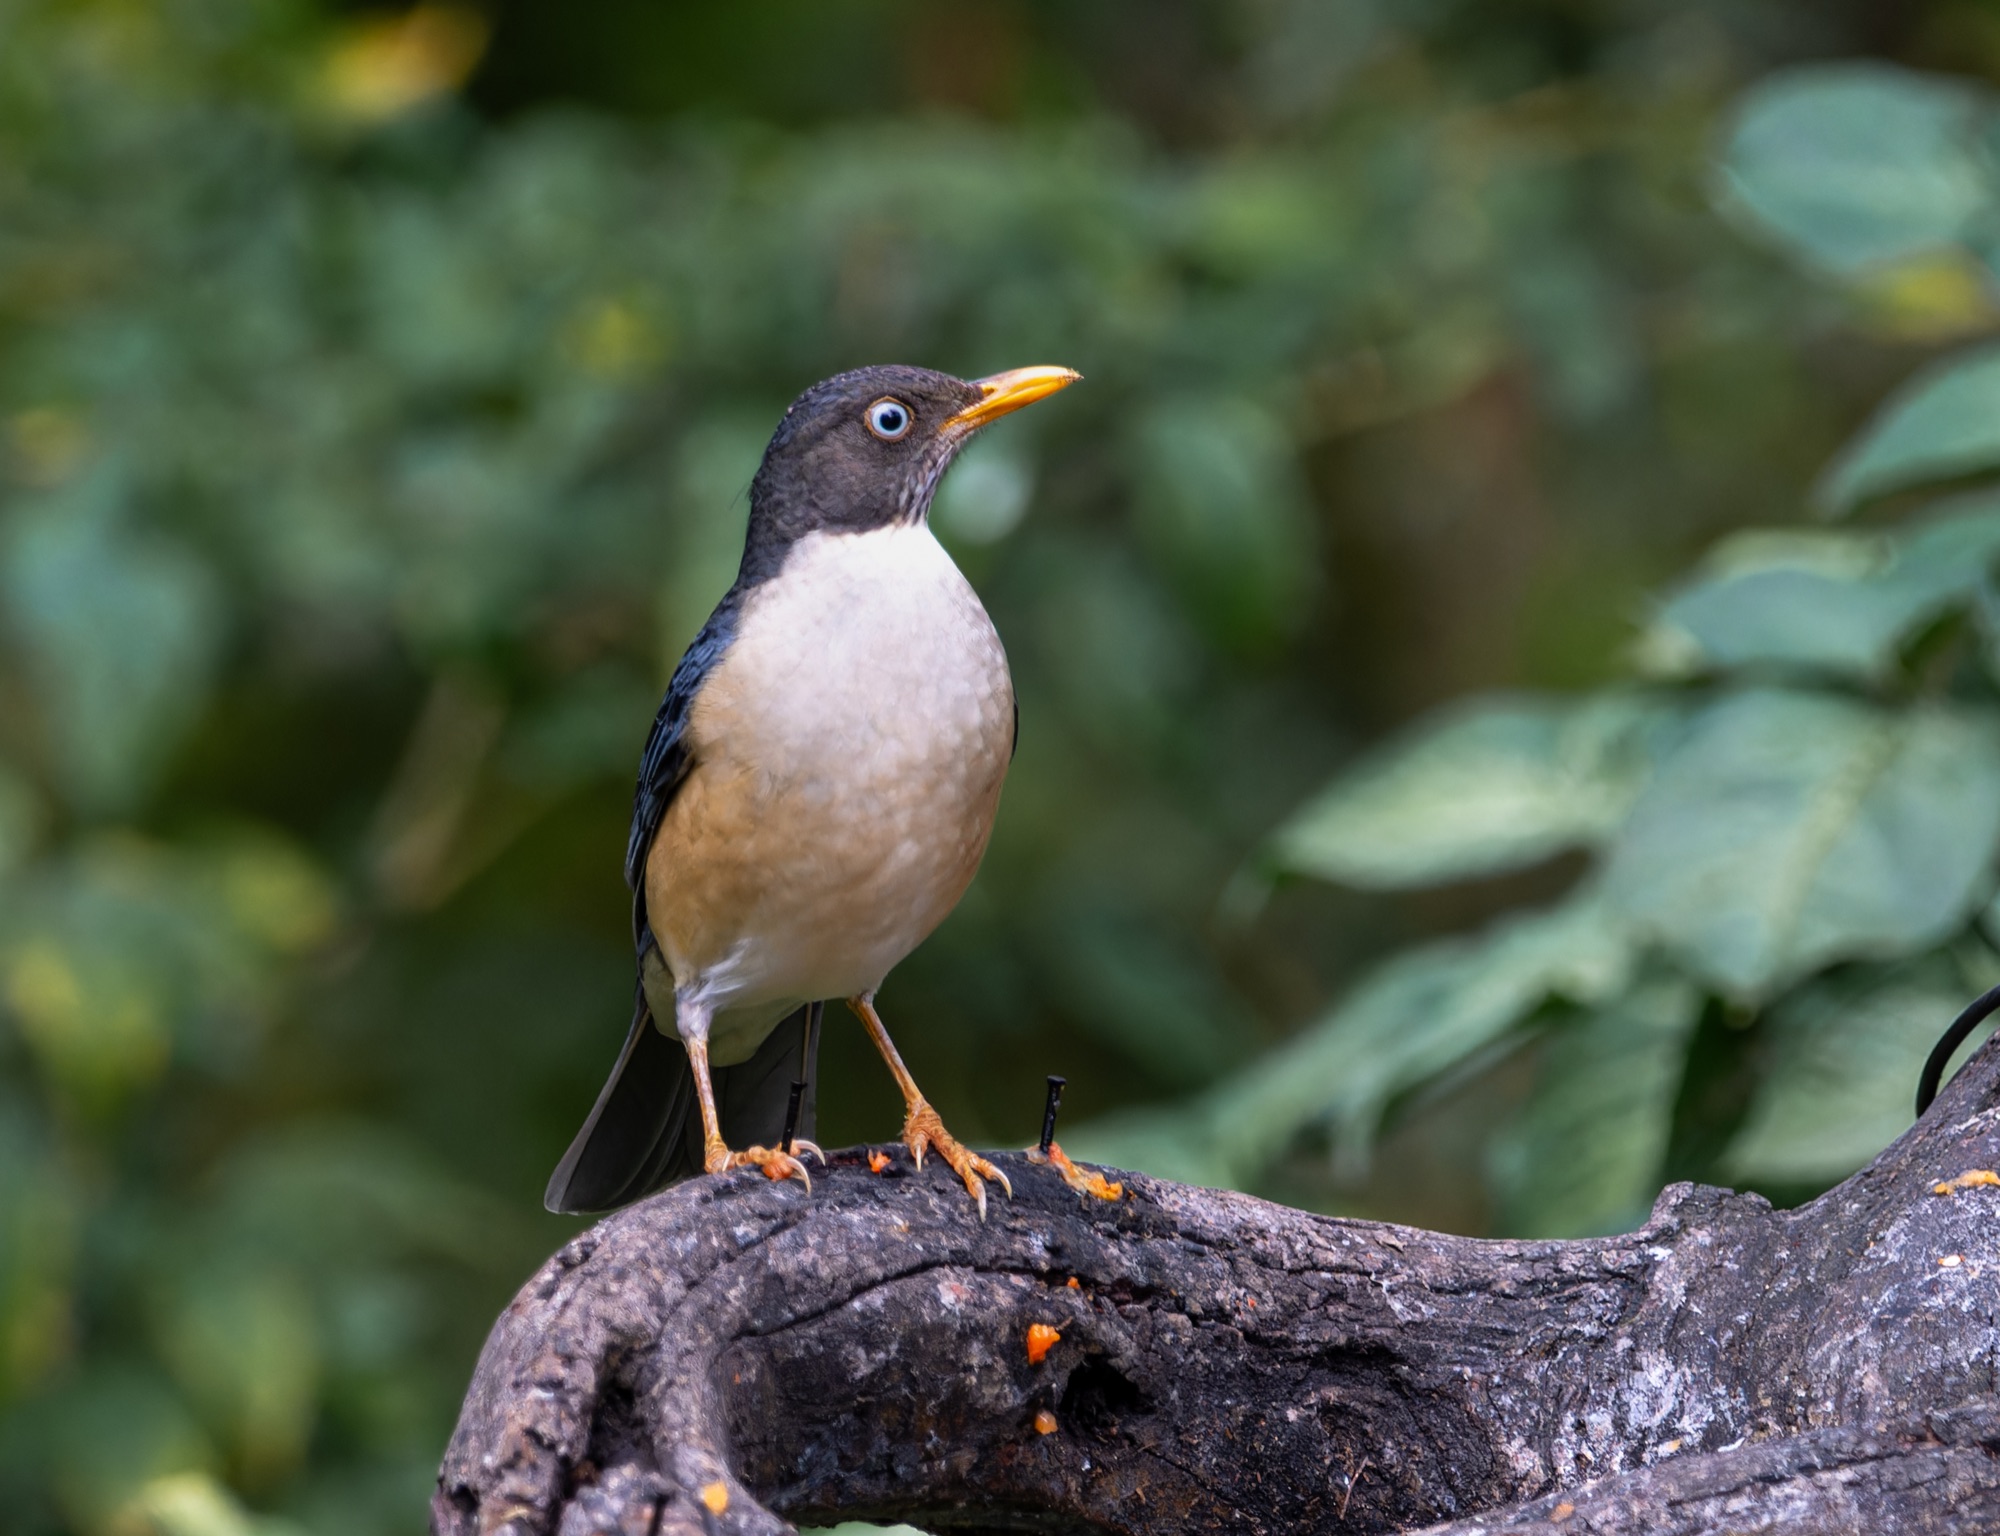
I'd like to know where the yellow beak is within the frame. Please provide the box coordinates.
[944,365,1082,433]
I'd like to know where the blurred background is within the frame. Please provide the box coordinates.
[8,0,2000,1530]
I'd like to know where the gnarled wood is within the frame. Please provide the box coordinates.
[435,1034,2000,1536]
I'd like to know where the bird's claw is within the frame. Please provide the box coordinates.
[903,1099,1010,1219]
[1027,1140,1124,1202]
[705,1139,814,1191]
[784,1138,828,1166]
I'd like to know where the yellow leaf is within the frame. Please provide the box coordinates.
[1849,251,1998,343]
[319,5,488,124]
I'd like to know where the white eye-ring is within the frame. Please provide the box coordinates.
[865,398,913,440]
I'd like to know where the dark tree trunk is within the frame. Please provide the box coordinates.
[434,1034,2000,1536]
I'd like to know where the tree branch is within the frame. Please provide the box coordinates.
[434,1036,2000,1536]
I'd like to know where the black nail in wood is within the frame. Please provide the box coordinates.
[781,1000,824,1153]
[1039,1075,1066,1154]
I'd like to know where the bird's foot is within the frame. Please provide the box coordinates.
[1026,1140,1124,1202]
[903,1099,1011,1219]
[704,1137,817,1190]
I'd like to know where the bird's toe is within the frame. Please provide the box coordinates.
[709,1141,814,1191]
[902,1100,1009,1218]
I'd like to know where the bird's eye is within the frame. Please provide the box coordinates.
[865,398,912,440]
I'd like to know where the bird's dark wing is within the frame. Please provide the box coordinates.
[623,594,744,909]
[546,589,818,1214]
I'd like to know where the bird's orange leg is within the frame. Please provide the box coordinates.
[849,994,1010,1218]
[686,1036,817,1189]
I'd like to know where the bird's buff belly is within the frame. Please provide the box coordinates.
[647,747,1006,1061]
[643,523,1014,1064]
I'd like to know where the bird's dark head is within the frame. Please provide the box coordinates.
[740,363,1078,579]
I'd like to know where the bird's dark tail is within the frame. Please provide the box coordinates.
[543,995,817,1215]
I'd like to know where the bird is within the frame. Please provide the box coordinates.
[545,363,1083,1219]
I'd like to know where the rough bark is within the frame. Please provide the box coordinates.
[435,1034,2000,1536]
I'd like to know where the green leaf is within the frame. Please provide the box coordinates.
[660,418,762,660]
[1603,689,2000,1000]
[1818,344,2000,512]
[47,1367,213,1534]
[0,770,41,886]
[120,1470,309,1536]
[1488,978,1700,1237]
[1642,496,2000,679]
[152,1264,320,1488]
[1062,1102,1236,1192]
[1209,894,1633,1181]
[934,438,1035,547]
[0,467,222,815]
[1129,396,1316,656]
[1034,906,1249,1087]
[805,1525,929,1536]
[1716,63,1992,277]
[1267,693,1673,890]
[0,1090,78,1404]
[1725,970,1965,1184]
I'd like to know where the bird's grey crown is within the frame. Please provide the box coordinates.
[738,364,984,587]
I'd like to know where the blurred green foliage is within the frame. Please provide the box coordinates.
[3,0,1999,1529]
[1088,55,2000,1240]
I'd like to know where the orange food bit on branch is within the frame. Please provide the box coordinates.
[1932,1169,2000,1196]
[1026,1323,1061,1364]
[699,1481,730,1515]
[868,1149,891,1173]
[1033,1409,1058,1435]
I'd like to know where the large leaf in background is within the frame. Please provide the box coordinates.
[0,769,39,886]
[1067,897,1633,1191]
[1817,344,2000,512]
[1487,979,1699,1237]
[0,1089,77,1406]
[1716,63,1992,277]
[1640,496,2000,680]
[1128,396,1316,657]
[0,468,222,816]
[41,1367,216,1536]
[1604,689,2000,1000]
[1725,969,1966,1184]
[1032,904,1249,1088]
[1267,693,1673,890]
[151,1263,320,1491]
[1207,894,1634,1182]
[0,835,335,1112]
[1062,1101,1237,1193]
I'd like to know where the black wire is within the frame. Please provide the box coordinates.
[800,998,822,1081]
[779,1000,824,1154]
[1914,981,2000,1117]
[779,1081,806,1154]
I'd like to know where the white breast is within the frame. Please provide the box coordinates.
[724,524,1012,789]
[654,523,1014,1057]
